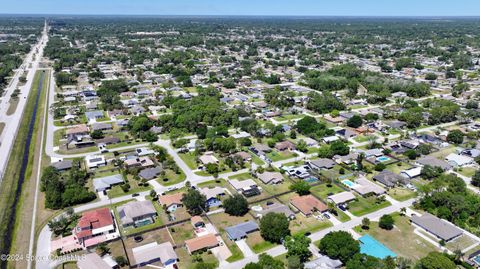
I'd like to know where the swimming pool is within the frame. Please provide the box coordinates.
[376,156,391,163]
[359,234,397,259]
[342,179,356,188]
[473,255,480,265]
[304,177,318,183]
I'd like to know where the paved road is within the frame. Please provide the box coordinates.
[0,21,48,181]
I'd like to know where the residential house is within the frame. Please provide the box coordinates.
[139,167,162,180]
[117,200,157,228]
[51,160,74,171]
[257,171,284,184]
[373,170,408,188]
[131,242,177,267]
[199,152,219,166]
[411,213,463,242]
[350,177,386,196]
[228,179,261,197]
[308,158,336,170]
[85,110,105,122]
[199,187,225,207]
[445,153,474,167]
[86,155,107,169]
[257,202,295,220]
[185,234,219,254]
[275,140,296,151]
[158,192,183,212]
[77,253,117,269]
[290,195,328,217]
[416,156,452,171]
[124,156,155,169]
[93,174,124,192]
[327,192,356,206]
[304,255,342,269]
[73,208,117,248]
[225,220,259,241]
[91,122,112,132]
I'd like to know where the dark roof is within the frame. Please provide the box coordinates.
[139,167,162,180]
[51,160,73,171]
[373,170,405,187]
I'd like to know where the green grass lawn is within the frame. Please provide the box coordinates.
[290,214,333,236]
[266,150,297,162]
[310,183,344,200]
[178,152,198,169]
[387,187,417,202]
[353,213,438,261]
[245,231,277,253]
[156,169,186,186]
[107,178,152,199]
[457,167,476,178]
[348,196,391,216]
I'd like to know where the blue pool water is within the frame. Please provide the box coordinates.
[304,177,318,183]
[342,179,355,188]
[376,156,391,162]
[474,255,480,265]
[359,234,397,259]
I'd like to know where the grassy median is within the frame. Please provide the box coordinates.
[0,70,49,269]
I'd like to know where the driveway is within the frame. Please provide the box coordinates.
[235,239,255,257]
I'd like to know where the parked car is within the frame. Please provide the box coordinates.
[323,213,331,219]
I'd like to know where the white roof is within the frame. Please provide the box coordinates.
[445,153,473,166]
[229,178,257,191]
[328,192,356,205]
[132,242,177,266]
[400,167,422,178]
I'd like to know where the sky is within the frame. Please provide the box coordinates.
[1,0,479,16]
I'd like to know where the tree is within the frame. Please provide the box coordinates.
[284,233,312,262]
[96,243,110,256]
[260,212,290,243]
[346,254,383,269]
[379,214,394,230]
[374,163,386,171]
[347,115,363,128]
[289,181,311,195]
[447,130,464,144]
[330,141,350,156]
[149,190,157,199]
[318,231,360,263]
[361,218,370,230]
[245,254,284,269]
[287,255,302,269]
[416,252,456,269]
[181,189,208,215]
[472,171,480,187]
[91,129,104,139]
[296,139,308,153]
[404,149,418,160]
[223,194,249,216]
[114,256,128,267]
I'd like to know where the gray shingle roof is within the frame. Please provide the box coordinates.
[411,213,463,241]
[225,220,259,240]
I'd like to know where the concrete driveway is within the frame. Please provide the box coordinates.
[235,239,254,257]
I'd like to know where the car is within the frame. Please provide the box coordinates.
[134,235,143,243]
[132,193,140,197]
[323,213,330,219]
[266,201,274,206]
[338,204,348,211]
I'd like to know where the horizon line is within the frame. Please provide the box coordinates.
[1,13,480,18]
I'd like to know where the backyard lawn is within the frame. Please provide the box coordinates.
[266,150,297,162]
[353,213,438,261]
[289,214,332,236]
[310,183,345,200]
[348,195,391,216]
[387,187,417,202]
[246,231,277,253]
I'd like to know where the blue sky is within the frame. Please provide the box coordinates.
[1,0,479,16]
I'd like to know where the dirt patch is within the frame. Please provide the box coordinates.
[6,97,19,116]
